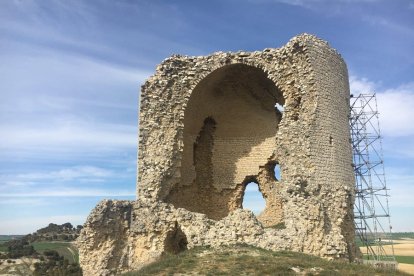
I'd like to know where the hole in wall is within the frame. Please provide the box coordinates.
[164,222,188,254]
[329,135,333,145]
[242,182,265,215]
[273,163,281,181]
[275,103,284,113]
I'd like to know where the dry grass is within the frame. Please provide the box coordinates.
[124,244,410,276]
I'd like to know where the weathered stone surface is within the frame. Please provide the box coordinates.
[78,34,358,275]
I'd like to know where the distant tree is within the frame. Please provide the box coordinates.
[34,250,82,276]
[5,239,35,258]
[61,222,73,230]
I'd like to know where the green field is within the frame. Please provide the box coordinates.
[0,235,24,252]
[32,242,79,263]
[395,255,414,265]
[0,235,24,242]
[0,243,7,252]
[392,233,414,240]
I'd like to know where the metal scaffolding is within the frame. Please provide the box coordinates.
[349,93,396,266]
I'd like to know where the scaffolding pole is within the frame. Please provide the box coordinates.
[349,93,396,268]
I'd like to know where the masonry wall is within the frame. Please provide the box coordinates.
[165,64,283,220]
[137,36,356,255]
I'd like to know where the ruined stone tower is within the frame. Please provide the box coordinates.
[78,34,357,275]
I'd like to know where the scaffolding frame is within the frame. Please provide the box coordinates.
[349,93,396,266]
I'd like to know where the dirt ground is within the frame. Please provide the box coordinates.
[0,257,38,275]
[399,263,414,275]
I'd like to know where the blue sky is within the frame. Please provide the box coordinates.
[0,0,413,234]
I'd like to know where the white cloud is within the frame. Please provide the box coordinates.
[350,76,414,137]
[0,198,50,206]
[0,52,150,101]
[0,164,135,198]
[0,46,142,160]
[377,83,414,137]
[349,76,414,223]
[253,0,379,9]
[385,167,414,208]
[0,188,135,197]
[7,166,112,182]
[0,123,137,152]
[361,14,414,38]
[349,75,377,95]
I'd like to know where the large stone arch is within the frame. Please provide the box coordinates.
[164,63,284,221]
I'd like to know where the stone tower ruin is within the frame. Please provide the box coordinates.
[78,34,357,276]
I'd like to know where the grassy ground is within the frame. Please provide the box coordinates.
[0,236,24,252]
[0,242,79,275]
[0,235,24,242]
[0,240,78,263]
[395,255,414,265]
[123,244,410,276]
[393,233,414,240]
[32,242,79,263]
[0,243,7,252]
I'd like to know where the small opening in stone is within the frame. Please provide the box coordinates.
[242,182,265,215]
[164,222,188,254]
[275,102,284,113]
[329,135,333,145]
[273,163,281,181]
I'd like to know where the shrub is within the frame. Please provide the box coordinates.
[5,239,35,258]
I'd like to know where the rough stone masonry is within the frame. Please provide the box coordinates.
[77,34,358,275]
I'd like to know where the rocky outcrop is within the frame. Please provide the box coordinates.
[78,199,292,275]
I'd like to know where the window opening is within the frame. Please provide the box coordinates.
[275,103,284,113]
[273,164,281,181]
[242,182,265,215]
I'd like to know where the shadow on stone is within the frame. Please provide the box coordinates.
[164,222,188,254]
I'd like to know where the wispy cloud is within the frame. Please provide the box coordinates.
[386,167,414,208]
[361,14,414,38]
[252,0,380,10]
[5,166,113,182]
[377,84,414,137]
[349,75,377,94]
[0,165,135,199]
[0,123,137,152]
[350,76,414,212]
[350,76,414,137]
[0,189,135,198]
